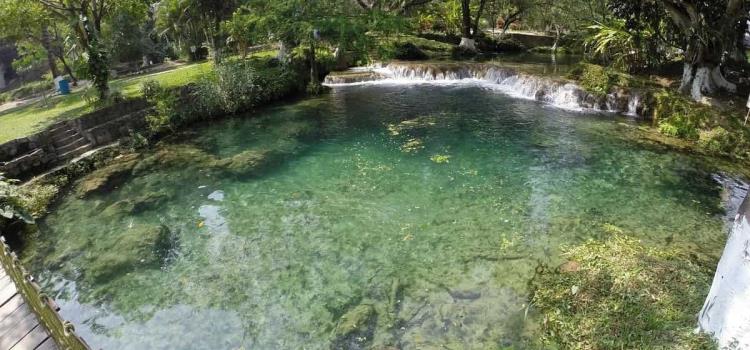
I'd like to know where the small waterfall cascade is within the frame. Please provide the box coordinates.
[324,62,647,117]
[626,93,641,116]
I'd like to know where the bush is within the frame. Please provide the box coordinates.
[140,80,163,101]
[0,174,32,225]
[143,57,305,134]
[567,63,640,97]
[530,235,716,349]
[698,127,733,156]
[652,91,711,140]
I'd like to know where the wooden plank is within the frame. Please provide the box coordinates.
[32,338,57,350]
[10,324,49,350]
[0,307,38,350]
[0,293,23,323]
[0,278,17,308]
[0,304,33,338]
[0,275,12,295]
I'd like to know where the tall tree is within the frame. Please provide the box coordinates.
[611,0,747,101]
[37,0,146,99]
[458,0,488,51]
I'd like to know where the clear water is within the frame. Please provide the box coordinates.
[26,83,730,349]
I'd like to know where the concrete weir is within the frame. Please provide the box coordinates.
[700,194,750,348]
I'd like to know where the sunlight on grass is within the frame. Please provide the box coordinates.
[0,61,213,143]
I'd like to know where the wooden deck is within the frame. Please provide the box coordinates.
[0,266,58,350]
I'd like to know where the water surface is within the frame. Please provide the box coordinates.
[28,83,730,349]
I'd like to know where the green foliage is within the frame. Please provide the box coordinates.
[0,174,32,224]
[140,80,163,100]
[698,127,733,156]
[143,58,304,134]
[17,183,60,218]
[653,91,711,140]
[530,235,716,350]
[584,20,654,72]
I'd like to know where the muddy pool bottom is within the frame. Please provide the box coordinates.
[26,83,731,349]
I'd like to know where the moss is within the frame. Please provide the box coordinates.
[529,235,716,349]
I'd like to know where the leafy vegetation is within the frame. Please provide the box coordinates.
[530,235,716,350]
[143,57,304,134]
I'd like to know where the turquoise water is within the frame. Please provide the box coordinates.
[27,83,730,349]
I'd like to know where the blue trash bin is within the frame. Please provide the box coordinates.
[58,79,70,95]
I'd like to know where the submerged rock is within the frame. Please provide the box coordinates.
[133,143,215,175]
[75,154,140,198]
[212,149,273,176]
[85,224,173,283]
[101,191,171,217]
[332,304,377,350]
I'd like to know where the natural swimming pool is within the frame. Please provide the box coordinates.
[24,81,734,349]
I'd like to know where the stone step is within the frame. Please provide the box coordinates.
[55,137,89,155]
[49,128,77,143]
[52,131,82,146]
[58,144,93,161]
[46,122,73,135]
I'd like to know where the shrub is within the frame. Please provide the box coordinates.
[698,127,733,156]
[652,91,710,140]
[143,57,305,134]
[140,80,163,100]
[530,235,716,349]
[0,174,32,224]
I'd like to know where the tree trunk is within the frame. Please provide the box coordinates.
[680,63,737,102]
[471,0,488,39]
[40,25,60,78]
[459,0,476,51]
[277,41,295,63]
[0,63,6,90]
[58,55,78,86]
[309,42,318,86]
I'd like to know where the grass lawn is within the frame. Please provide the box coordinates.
[0,61,213,143]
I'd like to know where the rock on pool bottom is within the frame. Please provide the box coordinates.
[26,84,728,349]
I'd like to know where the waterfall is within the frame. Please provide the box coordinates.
[324,62,645,117]
[626,93,641,116]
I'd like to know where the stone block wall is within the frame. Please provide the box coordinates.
[0,99,150,179]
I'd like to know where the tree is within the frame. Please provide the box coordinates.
[0,0,77,82]
[458,0,488,51]
[611,0,747,101]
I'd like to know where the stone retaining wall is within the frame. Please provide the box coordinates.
[0,98,150,179]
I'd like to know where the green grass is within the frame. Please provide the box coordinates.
[530,234,716,349]
[0,61,213,143]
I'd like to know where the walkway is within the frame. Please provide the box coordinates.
[0,266,57,350]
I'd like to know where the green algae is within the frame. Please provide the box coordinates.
[22,84,739,349]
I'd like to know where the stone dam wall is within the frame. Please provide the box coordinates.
[0,99,150,179]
